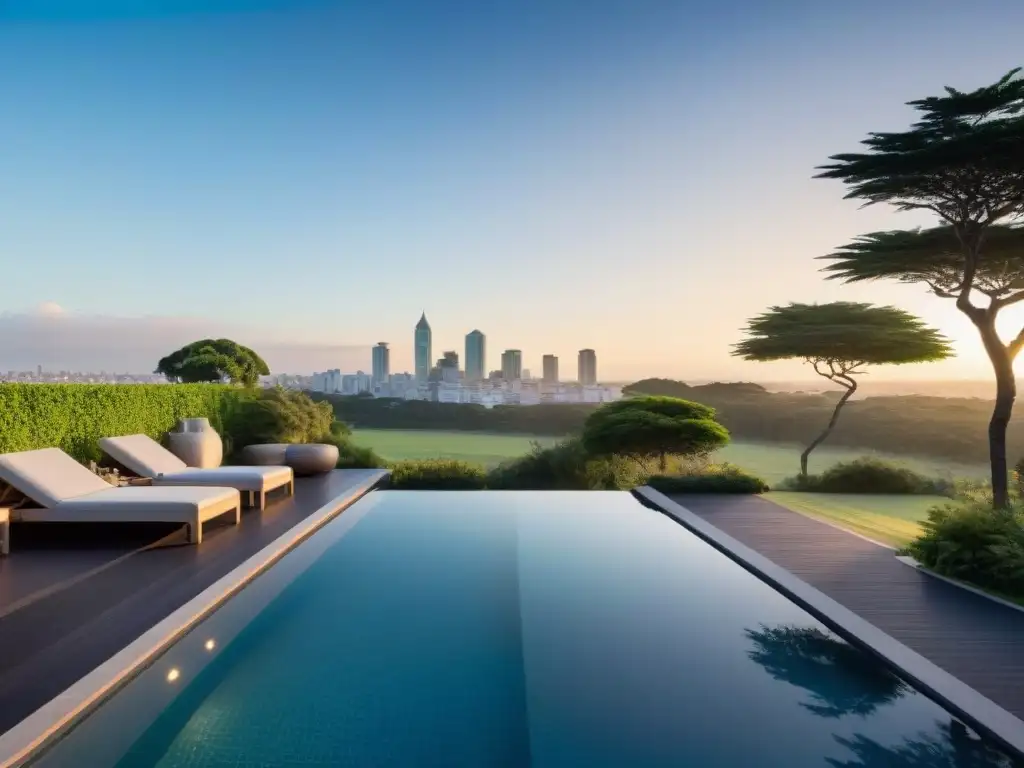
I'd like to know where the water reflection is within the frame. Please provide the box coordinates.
[827,720,1021,768]
[745,624,909,718]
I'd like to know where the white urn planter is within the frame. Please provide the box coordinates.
[167,417,224,468]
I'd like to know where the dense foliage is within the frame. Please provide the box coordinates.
[323,381,1024,466]
[486,438,644,490]
[647,464,769,494]
[0,382,250,462]
[779,457,951,496]
[815,68,1024,507]
[908,500,1024,599]
[581,396,729,472]
[388,459,488,490]
[224,387,335,452]
[156,338,270,387]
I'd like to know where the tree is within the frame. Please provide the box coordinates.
[815,68,1024,507]
[155,338,270,387]
[581,396,729,473]
[733,303,951,477]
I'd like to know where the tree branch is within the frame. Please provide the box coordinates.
[1007,326,1024,360]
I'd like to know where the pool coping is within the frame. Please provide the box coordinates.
[0,469,388,768]
[894,554,1024,617]
[634,486,1024,759]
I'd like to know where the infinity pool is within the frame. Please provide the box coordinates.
[24,492,1023,767]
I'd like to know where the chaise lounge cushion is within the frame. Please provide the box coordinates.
[0,447,112,508]
[15,485,240,522]
[100,435,293,494]
[151,466,293,493]
[99,434,187,478]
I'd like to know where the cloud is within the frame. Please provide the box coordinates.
[0,309,370,375]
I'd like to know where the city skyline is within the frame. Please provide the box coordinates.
[4,3,1024,384]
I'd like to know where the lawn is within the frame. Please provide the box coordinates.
[763,492,942,548]
[352,428,988,484]
[351,429,558,467]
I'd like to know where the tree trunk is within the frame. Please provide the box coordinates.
[800,380,857,477]
[659,452,667,473]
[974,319,1016,509]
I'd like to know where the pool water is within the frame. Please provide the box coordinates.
[33,492,1023,767]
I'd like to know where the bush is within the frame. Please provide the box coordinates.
[388,459,487,490]
[907,500,1024,597]
[486,438,644,490]
[221,387,335,454]
[647,464,769,494]
[0,382,250,462]
[318,433,387,469]
[777,457,951,495]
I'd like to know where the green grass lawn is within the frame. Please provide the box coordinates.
[764,492,943,548]
[351,429,559,467]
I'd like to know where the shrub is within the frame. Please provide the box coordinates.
[0,382,250,462]
[222,387,335,453]
[647,464,769,494]
[319,433,387,469]
[777,457,951,495]
[907,500,1024,597]
[486,438,644,490]
[388,459,487,490]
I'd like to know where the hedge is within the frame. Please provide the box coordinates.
[0,383,251,462]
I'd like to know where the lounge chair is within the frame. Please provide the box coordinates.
[0,448,241,545]
[99,434,294,511]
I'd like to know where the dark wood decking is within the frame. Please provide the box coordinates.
[663,493,1024,721]
[0,469,386,734]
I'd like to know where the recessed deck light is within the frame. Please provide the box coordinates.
[166,668,180,683]
[204,639,216,651]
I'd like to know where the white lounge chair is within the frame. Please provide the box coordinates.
[0,448,241,545]
[99,434,294,511]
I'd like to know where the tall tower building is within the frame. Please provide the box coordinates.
[542,354,559,384]
[501,349,523,381]
[414,312,432,384]
[578,349,597,385]
[371,342,390,385]
[465,330,486,382]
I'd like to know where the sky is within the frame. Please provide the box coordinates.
[2,0,1024,383]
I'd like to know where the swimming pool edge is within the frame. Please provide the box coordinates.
[0,469,390,768]
[633,485,1024,759]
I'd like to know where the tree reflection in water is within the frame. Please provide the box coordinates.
[745,624,1022,767]
[745,624,909,718]
[827,720,1021,768]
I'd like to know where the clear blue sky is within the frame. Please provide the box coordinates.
[2,0,1023,379]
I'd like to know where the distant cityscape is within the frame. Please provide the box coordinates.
[292,313,621,407]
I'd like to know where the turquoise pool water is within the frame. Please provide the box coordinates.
[30,491,1023,767]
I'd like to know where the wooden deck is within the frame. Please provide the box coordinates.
[664,493,1024,721]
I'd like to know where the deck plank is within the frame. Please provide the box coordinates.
[665,493,1024,720]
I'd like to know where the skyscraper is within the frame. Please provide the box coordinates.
[438,351,460,383]
[371,342,390,385]
[465,330,486,381]
[414,312,432,384]
[542,354,559,383]
[501,349,523,381]
[578,349,597,385]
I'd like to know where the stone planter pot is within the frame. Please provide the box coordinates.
[241,443,288,466]
[167,417,223,468]
[284,444,339,476]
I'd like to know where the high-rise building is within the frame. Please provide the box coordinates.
[578,349,597,385]
[501,349,523,381]
[542,354,559,383]
[414,312,432,384]
[438,351,460,383]
[465,330,486,381]
[371,342,390,385]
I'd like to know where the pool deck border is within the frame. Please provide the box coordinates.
[633,486,1024,759]
[895,554,1024,617]
[0,470,388,768]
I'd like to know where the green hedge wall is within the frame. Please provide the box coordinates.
[0,383,251,462]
